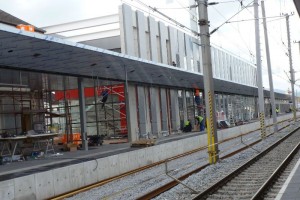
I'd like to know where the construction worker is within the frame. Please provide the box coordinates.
[276,107,279,116]
[183,119,192,132]
[101,89,109,108]
[195,115,205,131]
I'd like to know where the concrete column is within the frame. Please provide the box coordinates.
[185,34,192,71]
[159,22,168,64]
[148,17,158,62]
[150,87,161,138]
[177,31,185,68]
[193,38,201,73]
[119,4,135,56]
[78,77,88,150]
[136,10,147,59]
[126,83,139,142]
[168,27,178,65]
[170,89,180,132]
[160,88,168,133]
[182,90,188,123]
[137,86,150,138]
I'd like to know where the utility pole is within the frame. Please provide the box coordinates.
[285,13,296,121]
[197,0,219,164]
[261,0,278,132]
[254,0,266,138]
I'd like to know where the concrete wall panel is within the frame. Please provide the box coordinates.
[118,152,130,174]
[97,157,110,181]
[148,17,158,62]
[136,11,147,59]
[84,160,99,185]
[120,4,134,55]
[35,171,54,200]
[168,27,178,65]
[14,175,36,200]
[127,84,139,141]
[126,150,140,169]
[53,166,71,195]
[170,89,180,131]
[159,22,169,64]
[150,145,161,163]
[160,88,168,132]
[68,163,85,191]
[0,180,14,200]
[185,34,192,71]
[137,86,148,138]
[107,154,120,177]
[137,148,149,166]
[150,87,161,137]
[177,31,185,68]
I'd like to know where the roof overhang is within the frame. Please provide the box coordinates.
[294,0,300,16]
[0,24,271,97]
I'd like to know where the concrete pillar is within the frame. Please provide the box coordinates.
[148,17,158,62]
[182,90,188,123]
[185,34,193,71]
[177,31,185,68]
[168,27,178,66]
[126,83,139,142]
[136,10,147,59]
[170,89,180,132]
[150,87,161,138]
[78,77,88,150]
[137,86,151,138]
[160,88,169,134]
[159,22,168,64]
[119,4,135,56]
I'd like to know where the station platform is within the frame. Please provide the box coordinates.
[0,131,202,181]
[276,157,300,200]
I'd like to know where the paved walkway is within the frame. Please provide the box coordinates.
[276,157,300,200]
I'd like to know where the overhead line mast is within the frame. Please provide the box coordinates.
[197,0,219,164]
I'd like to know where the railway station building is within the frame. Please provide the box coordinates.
[0,4,291,148]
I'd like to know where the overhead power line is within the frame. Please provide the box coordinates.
[210,0,254,35]
[226,15,285,23]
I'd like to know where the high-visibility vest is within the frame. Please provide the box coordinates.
[196,116,203,123]
[184,120,190,126]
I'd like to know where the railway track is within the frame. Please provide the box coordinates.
[192,125,300,200]
[50,118,294,200]
[262,148,300,199]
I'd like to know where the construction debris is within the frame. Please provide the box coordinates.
[131,138,156,147]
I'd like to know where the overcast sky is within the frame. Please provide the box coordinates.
[0,0,299,93]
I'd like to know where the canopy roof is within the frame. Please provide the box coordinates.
[0,24,290,99]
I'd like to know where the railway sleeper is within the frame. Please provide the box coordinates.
[219,184,262,191]
[207,193,254,199]
[215,189,259,194]
[228,179,266,184]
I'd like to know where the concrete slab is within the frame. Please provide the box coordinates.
[35,170,54,200]
[68,163,85,191]
[53,166,71,196]
[0,180,14,200]
[14,175,36,200]
[84,160,99,186]
[109,154,121,177]
[118,152,130,174]
[97,157,110,181]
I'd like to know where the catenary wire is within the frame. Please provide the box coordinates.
[210,5,255,63]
